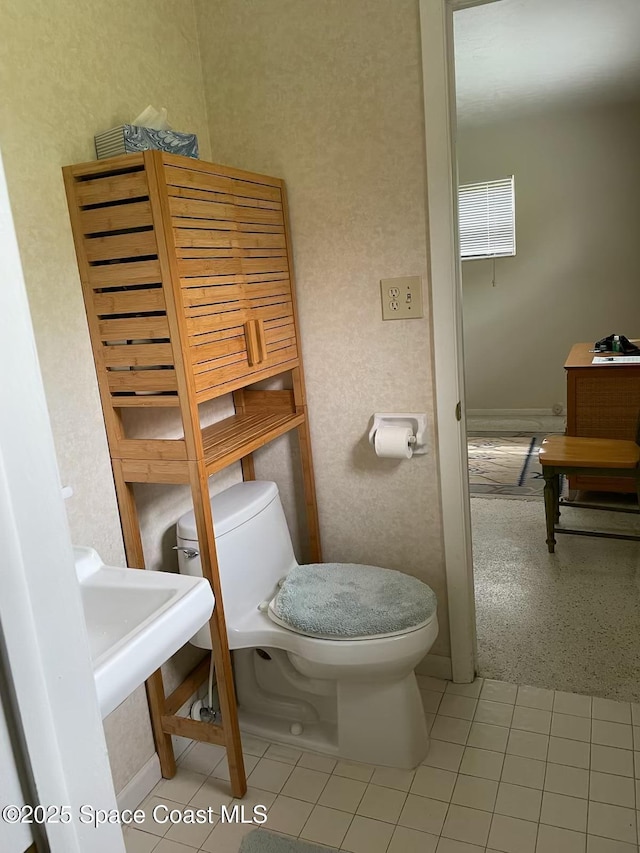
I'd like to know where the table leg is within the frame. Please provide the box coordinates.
[543,470,556,553]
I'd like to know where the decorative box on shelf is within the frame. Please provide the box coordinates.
[94,124,199,160]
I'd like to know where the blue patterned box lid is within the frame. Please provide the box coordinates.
[95,124,199,160]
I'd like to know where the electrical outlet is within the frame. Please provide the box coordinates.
[380,276,423,320]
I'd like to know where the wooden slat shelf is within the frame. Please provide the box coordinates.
[202,411,305,474]
[63,151,322,802]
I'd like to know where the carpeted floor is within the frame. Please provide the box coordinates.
[471,496,640,702]
[467,434,546,496]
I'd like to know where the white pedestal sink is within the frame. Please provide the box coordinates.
[74,547,214,718]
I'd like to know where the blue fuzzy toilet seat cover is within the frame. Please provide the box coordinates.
[268,563,438,641]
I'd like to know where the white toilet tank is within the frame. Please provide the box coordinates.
[176,481,297,648]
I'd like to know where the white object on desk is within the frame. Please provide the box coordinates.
[592,355,640,364]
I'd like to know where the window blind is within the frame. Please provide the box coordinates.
[458,176,515,260]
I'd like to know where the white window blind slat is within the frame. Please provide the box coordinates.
[458,176,515,260]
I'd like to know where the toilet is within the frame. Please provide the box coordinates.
[176,480,439,768]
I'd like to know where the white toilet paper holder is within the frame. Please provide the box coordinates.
[368,413,427,455]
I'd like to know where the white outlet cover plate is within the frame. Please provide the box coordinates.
[380,276,424,320]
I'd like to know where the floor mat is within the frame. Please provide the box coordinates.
[468,434,545,496]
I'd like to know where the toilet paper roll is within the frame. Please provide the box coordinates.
[374,426,414,459]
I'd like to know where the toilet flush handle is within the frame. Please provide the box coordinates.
[173,545,199,559]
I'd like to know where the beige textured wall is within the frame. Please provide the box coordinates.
[194,0,449,657]
[0,0,212,793]
[459,101,640,410]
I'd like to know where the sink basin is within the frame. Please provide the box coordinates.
[74,546,214,718]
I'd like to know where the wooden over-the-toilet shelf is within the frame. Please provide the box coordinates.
[62,150,321,799]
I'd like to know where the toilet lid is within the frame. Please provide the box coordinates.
[267,563,437,641]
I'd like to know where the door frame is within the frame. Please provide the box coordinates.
[0,150,125,853]
[418,0,499,682]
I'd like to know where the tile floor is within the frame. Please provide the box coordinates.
[125,677,640,853]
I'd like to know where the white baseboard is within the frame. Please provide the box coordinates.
[416,653,452,681]
[116,753,161,812]
[466,408,565,433]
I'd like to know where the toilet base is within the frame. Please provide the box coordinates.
[234,648,429,768]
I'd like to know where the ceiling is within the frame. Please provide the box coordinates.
[454,0,640,123]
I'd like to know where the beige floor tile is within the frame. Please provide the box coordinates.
[370,765,415,791]
[164,815,214,849]
[246,759,294,794]
[398,794,448,835]
[199,820,254,853]
[590,771,635,808]
[591,745,634,778]
[540,791,588,832]
[356,783,406,823]
[426,713,436,733]
[511,705,552,735]
[495,782,542,822]
[437,837,486,852]
[422,689,445,714]
[446,679,484,699]
[411,765,457,802]
[547,736,590,769]
[459,747,504,781]
[152,840,196,853]
[544,762,589,799]
[388,824,438,853]
[298,752,337,774]
[341,815,394,853]
[279,766,329,803]
[480,680,518,705]
[554,691,592,719]
[592,720,634,751]
[501,754,546,790]
[228,786,276,812]
[423,740,465,772]
[187,777,234,812]
[588,801,637,844]
[123,828,160,852]
[516,685,554,711]
[536,823,586,853]
[467,722,509,753]
[441,804,491,847]
[635,752,640,780]
[153,770,207,805]
[178,742,226,776]
[431,715,473,745]
[550,712,591,743]
[211,753,259,783]
[586,834,638,852]
[451,774,498,812]
[488,813,538,853]
[475,700,514,728]
[299,804,352,847]
[633,727,640,751]
[592,698,632,725]
[263,795,313,836]
[137,796,183,838]
[416,675,448,693]
[317,775,366,813]
[263,743,303,765]
[439,694,478,721]
[333,760,375,783]
[506,729,548,761]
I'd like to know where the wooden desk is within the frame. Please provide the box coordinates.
[565,342,640,492]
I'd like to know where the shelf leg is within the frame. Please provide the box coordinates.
[111,460,176,777]
[189,461,246,798]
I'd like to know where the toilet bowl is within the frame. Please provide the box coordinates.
[176,480,439,768]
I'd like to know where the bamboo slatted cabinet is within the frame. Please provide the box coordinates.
[63,151,321,798]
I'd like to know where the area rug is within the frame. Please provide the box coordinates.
[240,830,337,852]
[468,434,546,496]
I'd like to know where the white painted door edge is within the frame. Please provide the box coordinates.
[0,151,125,852]
[419,0,483,683]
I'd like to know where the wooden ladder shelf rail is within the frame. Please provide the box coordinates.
[62,151,322,798]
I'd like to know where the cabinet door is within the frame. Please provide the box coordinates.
[165,161,299,401]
